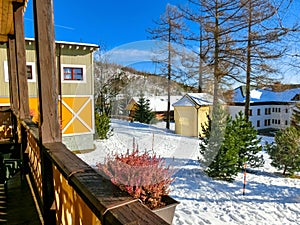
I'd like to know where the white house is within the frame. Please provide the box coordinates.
[229,86,300,131]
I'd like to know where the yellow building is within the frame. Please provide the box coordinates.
[173,93,213,137]
[0,38,99,150]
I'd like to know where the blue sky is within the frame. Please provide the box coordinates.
[24,0,181,49]
[24,0,300,85]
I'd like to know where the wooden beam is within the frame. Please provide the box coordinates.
[7,36,19,115]
[33,0,61,144]
[33,1,60,223]
[13,2,30,120]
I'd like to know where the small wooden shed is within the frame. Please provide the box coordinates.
[173,93,213,137]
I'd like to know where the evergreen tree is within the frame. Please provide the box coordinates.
[231,111,264,169]
[291,102,300,130]
[199,104,239,181]
[134,95,155,124]
[95,112,113,139]
[199,110,263,181]
[265,126,300,175]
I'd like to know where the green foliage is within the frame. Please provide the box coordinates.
[95,112,113,139]
[265,126,300,175]
[134,95,155,124]
[199,110,263,181]
[231,111,264,169]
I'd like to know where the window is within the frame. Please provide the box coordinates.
[257,109,260,116]
[61,64,86,82]
[63,67,83,80]
[265,108,271,115]
[26,65,33,80]
[278,108,281,113]
[264,120,268,126]
[278,119,280,125]
[268,119,271,126]
[4,61,36,82]
[272,108,275,112]
[286,108,289,113]
[285,120,288,125]
[257,120,260,127]
[249,109,252,116]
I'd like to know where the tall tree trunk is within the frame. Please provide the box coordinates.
[198,22,203,93]
[245,0,252,121]
[212,0,220,112]
[166,22,171,129]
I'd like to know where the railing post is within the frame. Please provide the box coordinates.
[12,2,30,120]
[32,0,61,223]
[33,0,61,144]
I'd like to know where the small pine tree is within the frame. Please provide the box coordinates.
[231,111,264,169]
[199,104,239,181]
[291,102,300,130]
[134,95,155,124]
[266,126,300,175]
[95,112,113,139]
[199,110,264,181]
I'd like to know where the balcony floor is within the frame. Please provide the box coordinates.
[0,173,42,225]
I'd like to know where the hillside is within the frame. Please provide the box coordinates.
[94,62,197,115]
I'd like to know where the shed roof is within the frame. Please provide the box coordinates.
[173,93,214,107]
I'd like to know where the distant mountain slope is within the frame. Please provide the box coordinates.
[94,62,197,116]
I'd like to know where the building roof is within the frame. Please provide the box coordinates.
[25,38,99,51]
[126,96,182,112]
[233,86,300,103]
[173,93,214,107]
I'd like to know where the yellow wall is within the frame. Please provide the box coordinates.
[61,95,94,136]
[198,106,210,136]
[174,106,198,137]
[0,96,94,136]
[174,105,210,137]
[0,41,95,137]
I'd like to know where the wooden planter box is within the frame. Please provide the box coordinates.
[152,195,179,224]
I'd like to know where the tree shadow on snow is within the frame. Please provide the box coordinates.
[166,158,300,204]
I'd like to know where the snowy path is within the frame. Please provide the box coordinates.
[78,119,300,225]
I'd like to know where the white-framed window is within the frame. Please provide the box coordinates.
[4,61,36,82]
[61,64,86,83]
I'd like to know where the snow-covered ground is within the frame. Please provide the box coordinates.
[78,119,300,225]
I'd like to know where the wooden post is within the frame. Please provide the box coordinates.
[33,0,61,144]
[32,0,60,224]
[7,37,19,116]
[13,2,30,120]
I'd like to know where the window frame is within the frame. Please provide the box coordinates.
[61,64,86,83]
[4,61,36,82]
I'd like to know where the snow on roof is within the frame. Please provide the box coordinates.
[131,96,182,112]
[173,93,214,107]
[25,37,99,48]
[233,87,300,103]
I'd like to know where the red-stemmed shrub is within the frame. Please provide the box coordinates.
[97,146,175,209]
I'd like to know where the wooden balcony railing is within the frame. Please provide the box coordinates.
[19,118,169,225]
